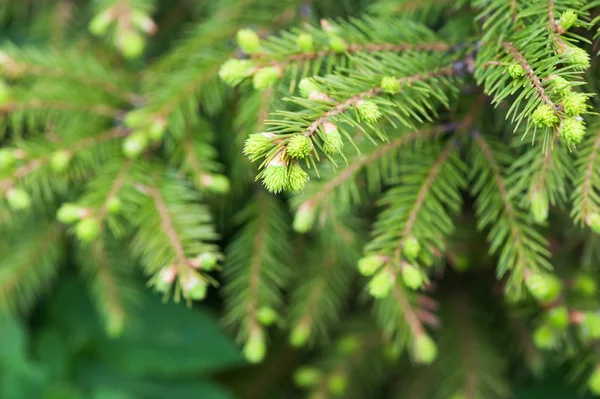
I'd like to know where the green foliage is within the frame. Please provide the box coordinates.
[2,0,600,398]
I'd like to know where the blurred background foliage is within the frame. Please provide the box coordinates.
[0,0,597,398]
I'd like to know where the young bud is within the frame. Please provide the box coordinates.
[580,312,600,342]
[549,75,571,97]
[526,273,562,303]
[123,109,147,129]
[368,269,394,298]
[50,150,71,172]
[117,31,145,59]
[88,9,113,36]
[531,104,558,128]
[401,264,424,290]
[200,174,231,194]
[327,373,347,395]
[106,196,122,215]
[559,117,586,147]
[75,218,100,242]
[413,334,438,364]
[336,335,360,354]
[562,46,590,71]
[296,33,314,52]
[149,119,167,141]
[293,367,321,388]
[587,213,600,234]
[286,135,312,159]
[298,78,320,98]
[293,202,316,233]
[508,63,525,78]
[0,148,17,170]
[530,191,548,224]
[589,366,600,395]
[329,36,347,53]
[6,188,31,211]
[57,203,83,224]
[131,11,157,35]
[218,59,253,87]
[244,329,266,363]
[243,132,276,161]
[533,323,558,349]
[357,100,381,123]
[236,29,262,54]
[547,306,569,329]
[182,274,207,300]
[252,66,281,91]
[559,10,577,31]
[287,163,309,192]
[321,121,343,155]
[290,324,310,347]
[260,153,288,194]
[403,236,420,259]
[563,92,589,117]
[381,76,400,94]
[573,275,597,296]
[257,306,278,326]
[155,265,177,293]
[0,80,11,106]
[357,254,386,276]
[123,132,148,159]
[190,252,218,271]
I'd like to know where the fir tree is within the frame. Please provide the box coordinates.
[2,0,600,397]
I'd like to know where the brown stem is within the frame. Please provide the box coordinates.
[146,186,189,267]
[301,65,455,138]
[255,41,450,68]
[502,42,554,108]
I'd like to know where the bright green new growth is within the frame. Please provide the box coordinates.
[253,66,281,90]
[531,104,559,128]
[237,29,262,54]
[508,63,525,78]
[358,255,386,276]
[286,135,312,158]
[562,92,589,116]
[560,117,586,146]
[357,100,382,123]
[559,10,578,31]
[368,269,393,298]
[381,76,400,94]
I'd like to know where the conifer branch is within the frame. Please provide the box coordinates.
[580,136,600,221]
[0,99,122,117]
[300,125,452,210]
[502,42,554,108]
[391,280,426,337]
[300,66,455,139]
[392,142,455,263]
[255,42,450,69]
[8,61,137,102]
[473,134,526,268]
[89,241,128,334]
[145,185,190,268]
[96,161,133,222]
[0,128,126,193]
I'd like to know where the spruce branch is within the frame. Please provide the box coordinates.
[470,133,552,292]
[572,126,600,228]
[0,99,121,118]
[0,127,126,194]
[0,222,63,312]
[294,124,454,221]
